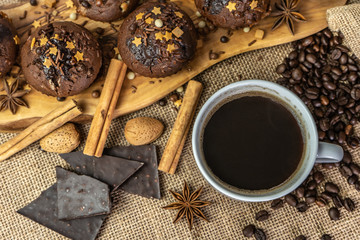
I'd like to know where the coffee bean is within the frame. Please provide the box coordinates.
[302,36,313,47]
[338,131,346,144]
[305,196,316,204]
[271,199,284,210]
[220,36,229,43]
[332,194,344,208]
[313,171,324,183]
[331,67,342,76]
[349,163,360,175]
[355,181,360,192]
[289,60,299,68]
[255,210,269,221]
[254,228,267,240]
[348,72,358,83]
[295,186,305,198]
[305,189,316,198]
[296,202,309,212]
[285,194,298,207]
[320,95,329,106]
[315,197,327,207]
[306,180,317,190]
[298,51,305,62]
[331,48,342,60]
[339,54,348,65]
[328,207,340,220]
[339,165,353,178]
[292,68,303,81]
[319,118,330,131]
[293,85,303,95]
[348,137,360,148]
[350,88,360,100]
[344,198,355,212]
[289,50,298,60]
[295,235,307,240]
[348,174,358,185]
[321,191,333,201]
[348,64,358,72]
[314,108,324,118]
[243,224,256,237]
[325,182,339,193]
[321,234,332,240]
[319,131,326,140]
[323,81,336,91]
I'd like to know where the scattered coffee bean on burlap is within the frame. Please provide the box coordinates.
[328,207,340,220]
[270,199,284,210]
[255,210,269,221]
[254,228,266,240]
[243,224,256,238]
[325,182,339,194]
[343,198,355,212]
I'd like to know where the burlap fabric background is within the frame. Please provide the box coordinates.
[1,1,360,239]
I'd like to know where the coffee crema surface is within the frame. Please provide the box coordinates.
[203,95,304,190]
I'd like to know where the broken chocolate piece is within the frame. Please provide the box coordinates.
[103,145,161,199]
[56,167,111,220]
[60,153,144,189]
[17,184,105,240]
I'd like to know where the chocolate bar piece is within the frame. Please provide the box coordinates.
[17,184,105,240]
[60,153,144,189]
[104,145,161,199]
[56,167,111,220]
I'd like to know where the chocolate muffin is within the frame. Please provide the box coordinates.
[195,0,271,29]
[73,0,139,22]
[118,1,197,78]
[0,12,19,77]
[21,22,102,97]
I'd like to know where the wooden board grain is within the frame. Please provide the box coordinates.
[0,0,346,132]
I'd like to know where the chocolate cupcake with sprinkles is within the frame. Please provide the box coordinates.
[118,1,197,78]
[20,22,102,97]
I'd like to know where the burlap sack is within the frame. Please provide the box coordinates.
[327,3,360,58]
[1,1,360,239]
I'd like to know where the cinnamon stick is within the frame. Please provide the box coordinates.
[0,100,82,161]
[83,59,126,156]
[94,63,127,157]
[158,80,203,174]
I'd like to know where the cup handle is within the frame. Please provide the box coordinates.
[315,142,344,163]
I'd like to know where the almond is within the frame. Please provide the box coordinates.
[40,123,80,153]
[125,117,164,145]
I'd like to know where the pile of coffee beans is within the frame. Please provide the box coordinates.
[276,28,360,148]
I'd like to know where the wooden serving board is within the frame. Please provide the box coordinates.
[0,0,346,132]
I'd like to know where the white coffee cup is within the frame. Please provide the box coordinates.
[192,80,344,202]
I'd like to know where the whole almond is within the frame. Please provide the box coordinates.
[40,123,80,153]
[125,117,164,145]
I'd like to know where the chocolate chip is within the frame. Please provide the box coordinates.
[220,36,229,43]
[81,1,91,8]
[158,99,166,106]
[30,0,37,6]
[91,90,100,98]
[57,97,66,102]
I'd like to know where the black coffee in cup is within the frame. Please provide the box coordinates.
[202,94,304,190]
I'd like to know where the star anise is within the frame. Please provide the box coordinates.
[163,181,211,230]
[0,78,29,114]
[271,0,306,35]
